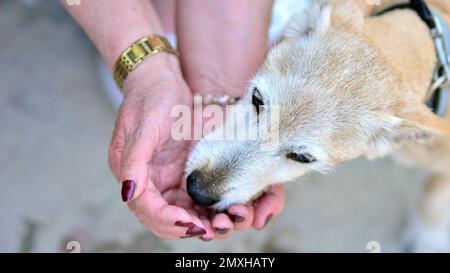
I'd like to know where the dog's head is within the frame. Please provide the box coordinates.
[186,0,450,210]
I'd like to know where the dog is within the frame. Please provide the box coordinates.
[186,0,450,252]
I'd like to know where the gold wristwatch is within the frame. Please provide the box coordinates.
[113,35,178,90]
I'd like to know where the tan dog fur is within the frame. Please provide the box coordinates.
[187,0,450,252]
[364,0,450,252]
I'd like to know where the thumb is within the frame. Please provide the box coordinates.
[119,123,160,202]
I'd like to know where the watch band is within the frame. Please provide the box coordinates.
[113,35,178,91]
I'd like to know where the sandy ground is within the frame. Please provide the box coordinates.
[0,0,430,252]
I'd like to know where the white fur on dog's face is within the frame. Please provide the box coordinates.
[186,0,450,210]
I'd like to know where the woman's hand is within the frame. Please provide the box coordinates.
[61,0,215,240]
[63,0,285,240]
[209,184,285,239]
[108,55,215,240]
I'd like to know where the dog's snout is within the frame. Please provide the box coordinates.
[187,170,219,206]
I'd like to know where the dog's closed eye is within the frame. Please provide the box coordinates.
[286,152,316,164]
[252,87,264,115]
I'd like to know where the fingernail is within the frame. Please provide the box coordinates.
[175,221,195,228]
[184,226,207,237]
[199,237,213,242]
[264,214,274,228]
[230,214,245,223]
[121,180,136,202]
[214,228,230,235]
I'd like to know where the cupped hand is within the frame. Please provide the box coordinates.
[108,54,215,240]
[208,185,285,239]
[107,53,285,241]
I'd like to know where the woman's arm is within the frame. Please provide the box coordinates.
[61,0,166,69]
[176,0,273,97]
[60,0,215,240]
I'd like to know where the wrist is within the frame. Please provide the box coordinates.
[113,34,179,91]
[107,30,159,68]
[121,54,193,109]
[123,53,181,93]
[185,72,245,98]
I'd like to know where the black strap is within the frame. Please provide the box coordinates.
[375,3,411,16]
[376,0,443,114]
[410,0,436,29]
[376,0,436,29]
[426,87,442,113]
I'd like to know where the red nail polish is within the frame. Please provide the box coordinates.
[175,221,195,228]
[180,226,207,238]
[214,228,230,235]
[230,214,245,223]
[121,180,135,202]
[186,226,207,236]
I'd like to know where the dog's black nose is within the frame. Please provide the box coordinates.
[187,170,219,206]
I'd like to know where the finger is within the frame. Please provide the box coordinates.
[163,189,213,223]
[171,177,214,231]
[211,212,234,239]
[108,121,127,180]
[184,206,215,240]
[162,186,216,239]
[119,118,159,202]
[227,204,254,231]
[253,184,285,230]
[129,184,208,240]
[184,209,215,240]
[198,215,215,242]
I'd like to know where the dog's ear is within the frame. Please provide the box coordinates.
[365,103,450,159]
[284,0,364,40]
[284,0,332,39]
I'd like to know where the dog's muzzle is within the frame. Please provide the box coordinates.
[187,170,220,206]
